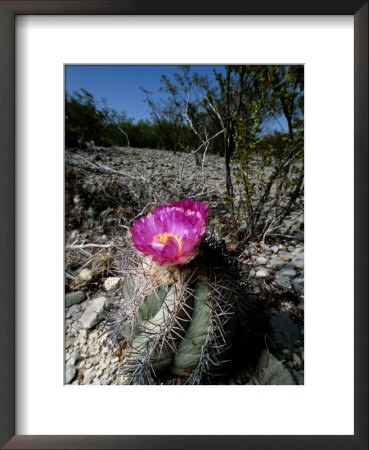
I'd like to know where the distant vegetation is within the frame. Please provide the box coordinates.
[66,88,158,149]
[65,65,303,156]
[65,65,303,239]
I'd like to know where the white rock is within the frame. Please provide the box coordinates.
[85,360,92,369]
[269,258,287,271]
[98,334,108,345]
[292,277,304,295]
[279,268,297,279]
[291,256,304,269]
[78,339,87,349]
[70,349,80,361]
[104,277,121,291]
[65,337,74,349]
[73,195,83,206]
[79,296,111,329]
[255,256,268,265]
[65,365,76,384]
[83,368,95,384]
[100,376,111,385]
[294,247,304,254]
[89,330,99,341]
[248,245,257,255]
[67,356,76,366]
[274,275,292,290]
[255,268,269,279]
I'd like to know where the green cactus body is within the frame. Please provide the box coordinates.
[130,284,194,372]
[105,240,239,384]
[117,274,235,383]
[119,277,167,340]
[171,281,210,376]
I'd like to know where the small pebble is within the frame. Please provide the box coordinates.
[256,268,269,279]
[65,365,76,384]
[255,256,268,265]
[104,277,121,291]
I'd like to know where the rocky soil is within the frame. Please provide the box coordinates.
[65,146,304,385]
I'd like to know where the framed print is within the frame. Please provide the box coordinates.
[0,1,367,449]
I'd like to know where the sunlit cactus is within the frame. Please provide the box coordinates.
[104,200,242,384]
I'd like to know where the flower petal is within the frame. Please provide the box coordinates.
[130,199,208,265]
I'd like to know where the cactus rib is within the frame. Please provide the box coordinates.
[104,240,241,384]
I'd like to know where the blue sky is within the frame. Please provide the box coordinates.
[65,65,287,132]
[65,65,224,122]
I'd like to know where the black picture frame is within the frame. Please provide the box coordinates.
[0,1,367,449]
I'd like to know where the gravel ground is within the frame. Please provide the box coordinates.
[65,146,304,385]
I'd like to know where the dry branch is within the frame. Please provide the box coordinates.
[68,154,179,200]
[66,243,126,250]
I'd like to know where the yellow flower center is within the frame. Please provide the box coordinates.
[153,232,182,254]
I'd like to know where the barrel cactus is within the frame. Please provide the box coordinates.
[104,199,241,384]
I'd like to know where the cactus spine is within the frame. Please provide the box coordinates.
[105,239,238,384]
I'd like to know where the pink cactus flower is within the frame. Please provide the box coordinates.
[131,199,209,266]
